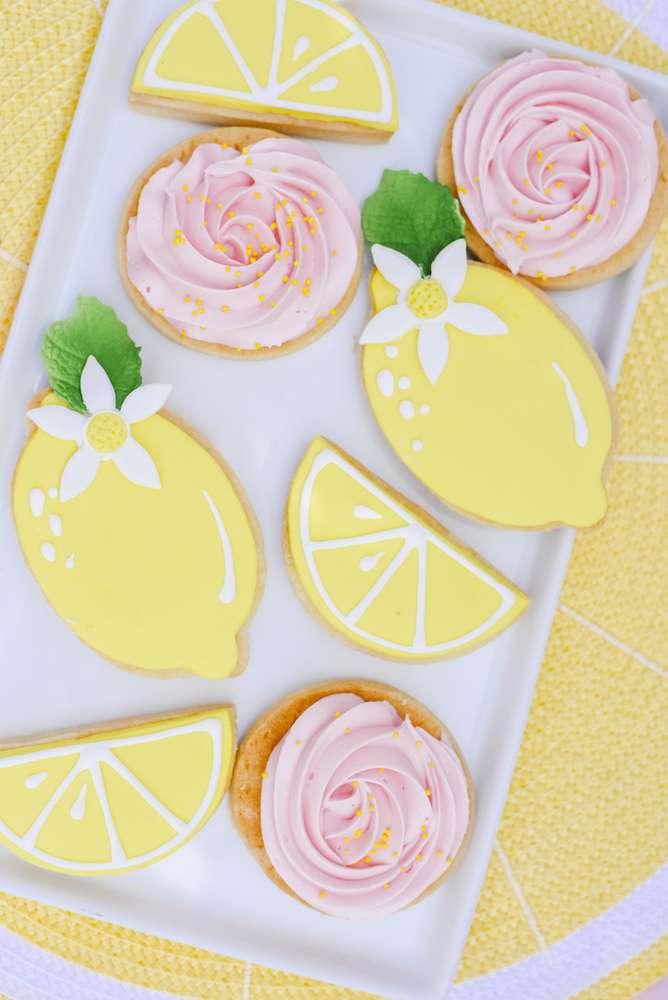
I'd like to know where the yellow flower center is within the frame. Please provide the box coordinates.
[86,412,127,454]
[406,279,448,319]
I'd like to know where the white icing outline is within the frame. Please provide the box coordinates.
[140,0,394,124]
[552,361,589,447]
[299,448,518,654]
[0,718,225,872]
[202,490,236,604]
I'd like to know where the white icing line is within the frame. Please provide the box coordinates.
[614,454,668,465]
[640,276,668,297]
[494,842,550,958]
[608,0,655,57]
[202,490,236,604]
[103,750,187,835]
[299,449,518,654]
[268,0,286,89]
[0,247,28,272]
[88,760,125,865]
[551,361,589,447]
[345,542,412,627]
[559,604,668,680]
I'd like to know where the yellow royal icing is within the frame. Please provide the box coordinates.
[286,437,529,660]
[131,0,398,134]
[362,265,615,529]
[0,707,235,876]
[13,396,260,678]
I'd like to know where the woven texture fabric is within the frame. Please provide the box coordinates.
[0,1,667,998]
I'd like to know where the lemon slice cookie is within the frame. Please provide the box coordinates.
[130,0,398,141]
[0,706,235,876]
[360,171,616,530]
[13,297,263,679]
[285,438,528,661]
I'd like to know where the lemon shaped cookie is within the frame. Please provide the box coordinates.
[131,0,398,141]
[13,297,262,679]
[0,706,235,876]
[360,172,616,530]
[285,438,528,660]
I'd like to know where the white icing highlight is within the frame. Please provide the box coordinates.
[298,448,518,654]
[140,0,394,124]
[353,505,382,520]
[292,35,310,61]
[412,440,424,452]
[48,487,58,499]
[419,404,430,415]
[70,783,88,821]
[202,490,236,604]
[49,514,62,538]
[29,489,45,518]
[359,551,384,572]
[398,376,411,390]
[552,362,590,447]
[65,554,75,570]
[40,543,56,563]
[376,369,394,398]
[399,400,415,420]
[309,75,338,93]
[24,772,48,791]
[385,346,398,358]
[0,718,224,872]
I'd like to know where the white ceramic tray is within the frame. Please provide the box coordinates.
[1,1,666,997]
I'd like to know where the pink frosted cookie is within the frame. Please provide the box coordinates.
[231,680,473,918]
[438,50,668,289]
[119,127,361,357]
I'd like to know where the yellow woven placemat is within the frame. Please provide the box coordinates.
[0,1,666,998]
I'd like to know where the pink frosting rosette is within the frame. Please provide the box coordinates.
[260,693,471,918]
[126,137,360,349]
[451,50,659,279]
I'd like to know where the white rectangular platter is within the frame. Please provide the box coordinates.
[0,1,666,997]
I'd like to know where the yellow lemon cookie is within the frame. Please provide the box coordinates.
[0,706,235,876]
[360,171,616,530]
[130,0,397,141]
[285,437,528,660]
[13,297,262,679]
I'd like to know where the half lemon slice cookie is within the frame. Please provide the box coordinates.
[0,706,235,876]
[131,0,398,141]
[285,438,528,661]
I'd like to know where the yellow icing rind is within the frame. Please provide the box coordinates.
[13,395,262,679]
[285,437,529,661]
[130,0,398,136]
[363,264,616,530]
[0,706,235,876]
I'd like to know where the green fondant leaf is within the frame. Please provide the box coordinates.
[362,170,465,275]
[41,297,142,414]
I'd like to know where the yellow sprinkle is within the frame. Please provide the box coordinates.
[334,711,341,718]
[601,159,606,167]
[371,849,377,856]
[547,163,554,171]
[319,891,326,898]
[528,209,535,215]
[569,130,576,137]
[352,781,358,787]
[217,202,223,209]
[356,810,362,817]
[570,232,577,239]
[475,175,480,183]
[544,225,551,232]
[221,305,229,313]
[157,306,165,314]
[254,192,261,199]
[259,294,265,302]
[247,222,254,230]
[195,298,202,305]
[522,243,529,251]
[457,185,468,195]
[536,150,543,161]
[595,214,601,221]
[354,830,362,839]
[544,187,552,195]
[437,849,443,857]
[364,856,372,863]
[611,199,617,206]
[511,198,519,206]
[421,832,428,839]
[343,836,350,844]
[555,181,563,188]
[180,330,186,337]
[392,731,399,738]
[570,265,576,273]
[184,295,191,302]
[523,178,529,186]
[261,771,267,779]
[416,853,423,862]
[369,805,375,812]
[181,184,189,191]
[245,157,252,166]
[556,250,562,257]
[425,789,431,797]
[343,726,350,732]
[228,210,235,218]
[428,762,433,768]
[186,195,192,202]
[383,883,390,890]
[446,855,453,863]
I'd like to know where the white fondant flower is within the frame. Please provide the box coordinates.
[28,357,171,502]
[360,240,508,384]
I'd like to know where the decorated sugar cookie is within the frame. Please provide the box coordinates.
[231,680,472,918]
[120,129,361,357]
[13,297,262,678]
[0,706,235,876]
[285,437,528,660]
[360,171,616,530]
[438,50,668,289]
[130,0,398,141]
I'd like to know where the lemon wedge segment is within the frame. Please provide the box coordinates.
[0,707,235,875]
[286,438,528,661]
[131,0,398,135]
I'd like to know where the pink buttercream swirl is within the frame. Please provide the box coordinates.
[260,693,471,918]
[452,50,659,279]
[126,138,360,349]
